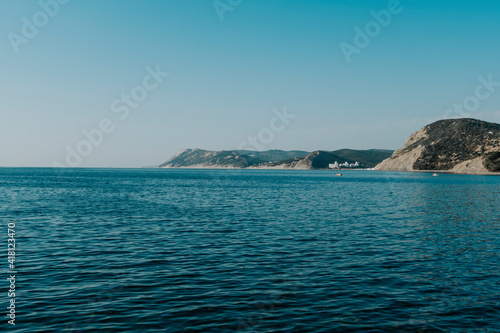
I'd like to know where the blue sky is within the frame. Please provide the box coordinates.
[1,0,500,167]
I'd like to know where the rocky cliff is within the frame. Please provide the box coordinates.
[375,118,500,174]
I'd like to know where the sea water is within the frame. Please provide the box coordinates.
[1,168,499,332]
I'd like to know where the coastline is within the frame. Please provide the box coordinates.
[158,166,500,175]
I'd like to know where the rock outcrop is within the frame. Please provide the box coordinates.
[375,118,500,174]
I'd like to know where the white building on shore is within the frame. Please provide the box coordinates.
[328,161,339,169]
[328,161,360,169]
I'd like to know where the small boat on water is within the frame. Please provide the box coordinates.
[336,173,342,176]
[432,173,438,176]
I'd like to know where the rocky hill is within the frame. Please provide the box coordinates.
[375,118,500,174]
[159,149,263,168]
[159,148,392,169]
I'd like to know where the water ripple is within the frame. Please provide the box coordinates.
[0,168,498,332]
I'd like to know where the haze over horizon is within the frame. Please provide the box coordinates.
[1,0,500,167]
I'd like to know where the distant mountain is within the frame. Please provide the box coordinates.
[159,149,263,168]
[375,118,500,174]
[251,149,391,169]
[159,148,392,169]
[235,150,310,162]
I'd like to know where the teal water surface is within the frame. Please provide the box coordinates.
[1,168,499,332]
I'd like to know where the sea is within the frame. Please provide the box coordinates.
[1,168,499,332]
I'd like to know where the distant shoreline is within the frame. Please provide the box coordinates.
[1,166,498,175]
[156,166,500,175]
